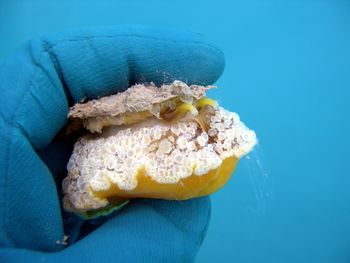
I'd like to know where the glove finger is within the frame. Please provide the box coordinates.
[0,197,210,263]
[43,25,225,102]
[0,120,67,251]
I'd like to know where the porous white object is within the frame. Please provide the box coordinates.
[63,81,257,213]
[63,106,256,213]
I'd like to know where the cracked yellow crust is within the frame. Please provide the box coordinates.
[63,81,256,213]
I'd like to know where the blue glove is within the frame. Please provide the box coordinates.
[0,25,225,262]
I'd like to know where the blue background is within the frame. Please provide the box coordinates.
[1,0,349,262]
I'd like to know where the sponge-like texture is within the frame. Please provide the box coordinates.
[63,101,256,213]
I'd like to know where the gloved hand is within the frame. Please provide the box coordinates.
[0,25,225,262]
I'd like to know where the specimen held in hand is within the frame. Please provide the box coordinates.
[63,80,257,215]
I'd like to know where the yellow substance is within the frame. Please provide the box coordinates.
[93,156,238,201]
[85,110,153,133]
[196,98,218,110]
[84,101,204,133]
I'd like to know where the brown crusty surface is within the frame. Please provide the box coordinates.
[68,80,215,119]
